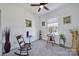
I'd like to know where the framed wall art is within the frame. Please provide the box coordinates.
[25,19,32,27]
[63,16,71,24]
[42,21,45,26]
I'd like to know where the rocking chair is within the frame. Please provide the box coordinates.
[14,35,31,56]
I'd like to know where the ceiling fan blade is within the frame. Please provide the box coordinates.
[40,3,48,5]
[38,8,41,12]
[31,4,40,6]
[43,6,49,10]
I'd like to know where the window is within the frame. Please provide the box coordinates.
[48,18,59,35]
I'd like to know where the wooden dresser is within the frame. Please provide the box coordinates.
[71,31,79,55]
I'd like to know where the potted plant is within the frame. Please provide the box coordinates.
[59,33,66,47]
[4,28,11,53]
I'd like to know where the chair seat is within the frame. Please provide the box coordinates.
[21,43,31,50]
[15,35,31,56]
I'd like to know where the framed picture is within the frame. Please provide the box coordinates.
[42,21,45,26]
[25,19,32,27]
[63,16,71,24]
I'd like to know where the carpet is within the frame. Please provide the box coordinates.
[3,40,77,56]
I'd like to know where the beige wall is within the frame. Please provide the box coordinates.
[0,10,2,55]
[0,4,40,50]
[40,3,79,47]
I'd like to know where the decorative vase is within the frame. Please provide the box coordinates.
[4,28,11,53]
[26,31,29,37]
[4,41,11,53]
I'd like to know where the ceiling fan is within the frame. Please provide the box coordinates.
[31,3,49,12]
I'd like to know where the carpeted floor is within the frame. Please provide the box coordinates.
[3,40,77,56]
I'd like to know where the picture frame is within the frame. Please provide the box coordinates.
[42,21,45,26]
[63,16,71,24]
[25,19,32,27]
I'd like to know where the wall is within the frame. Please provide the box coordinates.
[40,3,79,47]
[0,10,2,55]
[0,4,40,51]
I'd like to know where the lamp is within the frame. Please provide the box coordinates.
[40,5,43,9]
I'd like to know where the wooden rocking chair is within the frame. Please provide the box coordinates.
[14,35,31,56]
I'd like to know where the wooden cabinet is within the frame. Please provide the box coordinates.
[71,31,79,55]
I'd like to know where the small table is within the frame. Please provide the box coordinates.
[28,35,32,44]
[47,34,55,45]
[26,35,32,50]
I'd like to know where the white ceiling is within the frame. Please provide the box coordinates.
[24,3,66,16]
[3,3,66,16]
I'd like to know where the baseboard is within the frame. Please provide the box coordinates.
[58,44,72,49]
[2,47,19,55]
[43,39,72,49]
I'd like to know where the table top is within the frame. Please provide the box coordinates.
[47,33,53,37]
[28,35,32,38]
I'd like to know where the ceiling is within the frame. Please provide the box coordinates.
[24,3,66,16]
[4,3,66,16]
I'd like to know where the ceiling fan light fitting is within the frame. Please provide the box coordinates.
[40,5,43,9]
